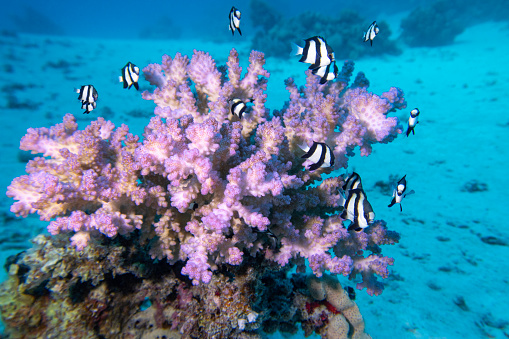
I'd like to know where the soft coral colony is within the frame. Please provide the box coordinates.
[4,48,403,338]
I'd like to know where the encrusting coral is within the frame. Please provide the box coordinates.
[1,234,368,338]
[3,47,404,336]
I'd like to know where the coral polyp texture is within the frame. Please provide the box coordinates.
[4,48,404,337]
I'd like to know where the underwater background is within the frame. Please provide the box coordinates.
[0,0,508,338]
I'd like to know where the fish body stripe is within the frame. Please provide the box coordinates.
[78,85,98,103]
[343,172,362,191]
[342,188,374,231]
[301,141,334,171]
[121,62,140,90]
[229,7,242,35]
[230,99,246,119]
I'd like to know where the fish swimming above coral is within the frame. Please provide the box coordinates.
[406,107,420,136]
[229,6,242,36]
[75,84,98,114]
[342,171,362,192]
[363,21,379,46]
[119,61,140,90]
[229,98,248,119]
[388,174,415,211]
[341,188,375,231]
[291,36,335,70]
[311,60,338,84]
[300,141,335,171]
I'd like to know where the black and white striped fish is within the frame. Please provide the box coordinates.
[343,172,362,192]
[406,108,420,137]
[229,98,247,119]
[312,61,338,84]
[81,101,96,114]
[76,85,98,114]
[291,36,335,70]
[119,62,140,90]
[344,286,356,300]
[388,175,414,211]
[228,6,242,36]
[340,188,375,232]
[76,85,98,103]
[300,141,335,171]
[363,21,379,46]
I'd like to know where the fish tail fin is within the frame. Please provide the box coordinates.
[297,142,309,152]
[290,43,303,57]
[337,194,346,207]
[388,197,396,208]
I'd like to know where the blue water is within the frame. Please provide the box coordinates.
[0,0,508,338]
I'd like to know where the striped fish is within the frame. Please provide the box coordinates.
[312,61,338,84]
[340,188,375,232]
[81,101,96,114]
[291,36,335,70]
[342,172,362,192]
[300,141,335,171]
[76,85,98,114]
[119,62,140,90]
[363,21,379,46]
[229,6,242,36]
[229,98,247,119]
[76,85,98,103]
[388,175,415,211]
[406,108,420,136]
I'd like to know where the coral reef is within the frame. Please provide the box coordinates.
[400,0,466,47]
[0,235,370,338]
[250,8,401,60]
[4,47,405,336]
[400,0,509,47]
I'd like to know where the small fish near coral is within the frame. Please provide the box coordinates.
[229,98,248,119]
[291,36,335,69]
[312,61,339,84]
[388,175,415,211]
[342,171,362,192]
[341,188,375,232]
[228,6,242,36]
[75,84,98,114]
[344,286,356,300]
[406,108,420,136]
[291,36,338,84]
[119,61,140,90]
[363,21,380,46]
[340,172,375,232]
[300,141,335,171]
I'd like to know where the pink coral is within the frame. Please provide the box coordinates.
[7,48,404,292]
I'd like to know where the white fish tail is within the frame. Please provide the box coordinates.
[297,142,309,152]
[290,43,303,56]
